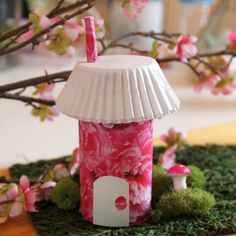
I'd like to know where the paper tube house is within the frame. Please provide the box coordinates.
[56,54,180,227]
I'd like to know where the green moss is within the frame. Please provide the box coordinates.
[152,165,172,202]
[187,165,206,189]
[159,188,216,218]
[152,164,205,203]
[10,156,71,179]
[10,145,236,236]
[51,178,79,210]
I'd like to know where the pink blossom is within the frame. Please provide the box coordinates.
[211,86,233,95]
[46,106,60,121]
[95,19,104,29]
[0,183,19,203]
[51,16,61,24]
[156,43,173,59]
[193,56,236,95]
[122,0,149,18]
[53,164,70,179]
[64,19,84,42]
[39,15,51,29]
[69,148,80,175]
[19,175,30,192]
[17,30,34,43]
[65,28,79,41]
[0,184,23,223]
[160,128,187,148]
[65,46,76,57]
[37,181,57,201]
[38,83,55,97]
[46,164,70,181]
[194,76,217,93]
[160,145,177,170]
[95,19,104,33]
[227,31,236,43]
[24,190,37,212]
[175,35,198,62]
[211,79,236,95]
[19,175,37,212]
[33,83,60,121]
[9,202,23,218]
[33,8,51,29]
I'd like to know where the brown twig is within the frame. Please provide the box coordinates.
[226,55,234,70]
[98,31,176,55]
[108,31,178,45]
[99,42,149,55]
[1,93,56,106]
[0,71,71,93]
[195,56,223,78]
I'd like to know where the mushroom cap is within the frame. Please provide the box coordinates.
[167,164,191,176]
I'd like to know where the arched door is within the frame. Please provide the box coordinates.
[93,176,129,227]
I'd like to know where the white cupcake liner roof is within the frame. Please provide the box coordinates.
[56,55,180,123]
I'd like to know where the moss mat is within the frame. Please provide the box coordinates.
[10,145,236,236]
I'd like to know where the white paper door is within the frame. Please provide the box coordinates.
[93,176,129,227]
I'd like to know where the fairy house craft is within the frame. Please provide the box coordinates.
[56,16,180,228]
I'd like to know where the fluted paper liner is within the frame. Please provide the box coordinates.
[56,55,180,123]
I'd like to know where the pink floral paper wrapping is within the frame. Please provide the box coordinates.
[79,120,153,225]
[84,16,98,62]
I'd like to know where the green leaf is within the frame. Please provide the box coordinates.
[226,41,236,52]
[29,13,41,34]
[47,28,71,55]
[215,76,233,88]
[168,42,175,50]
[31,105,53,122]
[149,41,159,59]
[121,0,131,7]
[208,56,226,69]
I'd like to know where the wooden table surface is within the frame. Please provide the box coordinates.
[1,121,236,236]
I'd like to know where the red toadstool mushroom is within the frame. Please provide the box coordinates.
[167,164,191,191]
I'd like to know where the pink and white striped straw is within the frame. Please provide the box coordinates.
[84,16,98,62]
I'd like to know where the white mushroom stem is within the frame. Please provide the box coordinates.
[172,175,187,191]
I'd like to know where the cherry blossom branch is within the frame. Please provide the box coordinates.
[0,71,71,93]
[98,34,236,80]
[98,41,149,55]
[0,49,235,106]
[0,0,94,44]
[0,0,95,56]
[1,30,236,106]
[1,93,55,106]
[195,56,222,78]
[98,31,177,55]
[0,0,61,43]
